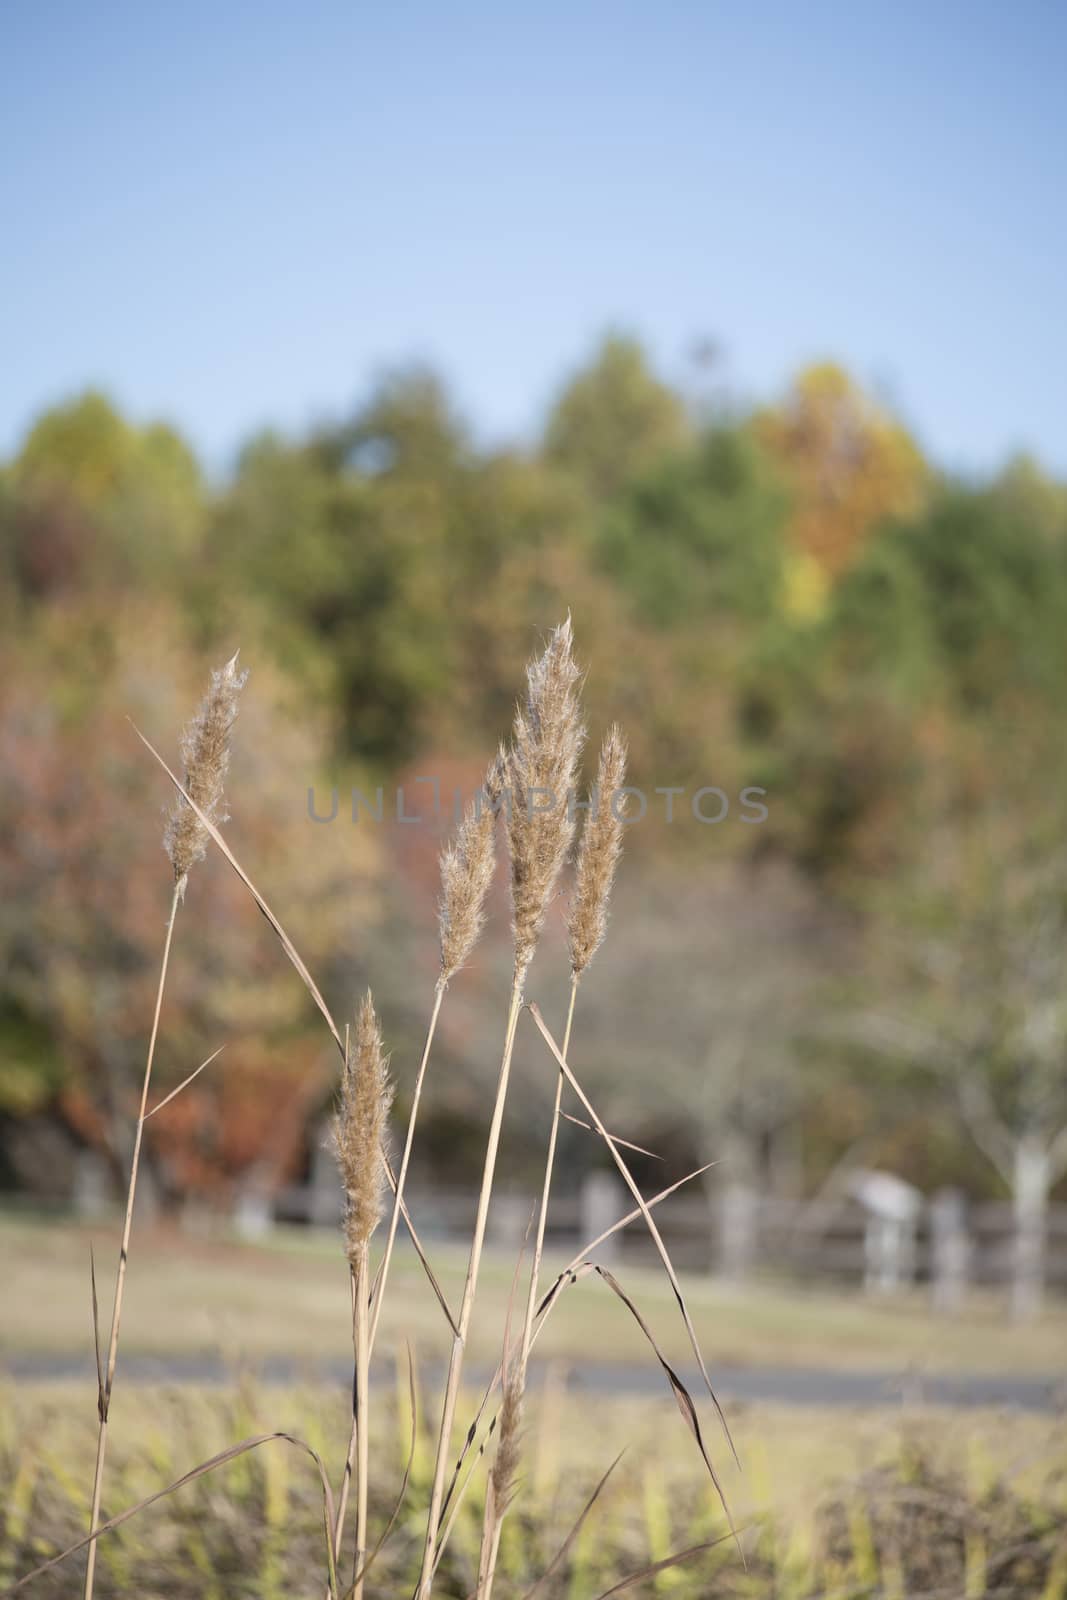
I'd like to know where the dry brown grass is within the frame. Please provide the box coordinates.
[83,653,246,1600]
[329,993,394,1596]
[164,650,247,897]
[21,620,764,1599]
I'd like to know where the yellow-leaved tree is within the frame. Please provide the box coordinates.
[757,363,927,582]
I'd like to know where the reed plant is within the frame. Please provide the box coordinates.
[14,619,738,1600]
[329,994,393,1598]
[415,616,586,1599]
[82,651,246,1600]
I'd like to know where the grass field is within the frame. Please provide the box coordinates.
[5,1212,1067,1594]
[3,1211,1066,1376]
[2,1381,1065,1597]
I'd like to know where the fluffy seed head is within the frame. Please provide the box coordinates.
[439,748,505,982]
[489,1367,524,1516]
[331,991,394,1265]
[568,725,628,979]
[164,651,248,896]
[506,617,586,982]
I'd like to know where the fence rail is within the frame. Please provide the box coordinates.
[267,1154,1067,1312]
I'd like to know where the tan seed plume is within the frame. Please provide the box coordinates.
[507,617,586,981]
[476,1350,525,1600]
[332,992,394,1266]
[164,651,248,896]
[568,724,628,980]
[489,1367,523,1516]
[439,747,505,982]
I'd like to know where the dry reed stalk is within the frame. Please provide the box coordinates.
[416,620,585,1600]
[164,652,247,898]
[439,749,505,983]
[83,656,245,1600]
[432,733,633,1574]
[475,1362,523,1598]
[329,995,393,1600]
[567,725,628,982]
[429,1166,717,1579]
[507,616,585,984]
[332,993,393,1266]
[340,751,507,1596]
[368,751,504,1356]
[519,980,576,1346]
[351,1242,371,1596]
[522,727,628,1368]
[527,1001,740,1507]
[464,727,627,1584]
[475,1252,526,1599]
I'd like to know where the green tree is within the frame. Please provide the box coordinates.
[894,484,1067,710]
[597,425,786,628]
[4,391,204,599]
[544,334,689,499]
[857,760,1067,1319]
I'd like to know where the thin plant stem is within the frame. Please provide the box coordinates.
[83,882,181,1600]
[430,1165,714,1581]
[477,1501,505,1599]
[327,985,445,1594]
[477,979,577,1600]
[417,976,524,1600]
[329,1270,358,1589]
[353,1244,371,1599]
[519,978,578,1378]
[368,980,446,1353]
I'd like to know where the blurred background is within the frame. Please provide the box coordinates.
[3,0,1067,1387]
[7,7,1067,1593]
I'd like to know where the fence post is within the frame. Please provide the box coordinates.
[718,1181,758,1281]
[488,1193,530,1253]
[930,1186,969,1312]
[234,1164,273,1238]
[580,1171,624,1264]
[849,1171,922,1295]
[73,1148,111,1219]
[1011,1135,1049,1323]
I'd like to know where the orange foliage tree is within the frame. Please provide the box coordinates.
[0,605,380,1205]
[756,363,927,581]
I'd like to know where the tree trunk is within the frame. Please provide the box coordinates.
[713,1128,760,1281]
[1011,1133,1049,1322]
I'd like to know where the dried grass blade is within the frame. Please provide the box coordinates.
[552,1163,716,1287]
[434,1267,598,1543]
[132,721,456,1335]
[470,1232,532,1595]
[520,1452,625,1600]
[88,1245,104,1422]
[591,1265,732,1530]
[144,1046,225,1119]
[369,983,446,1351]
[381,1151,458,1338]
[5,1432,339,1598]
[439,1165,715,1528]
[130,722,344,1056]
[590,1533,735,1599]
[432,1414,500,1578]
[559,1110,663,1160]
[526,1002,739,1470]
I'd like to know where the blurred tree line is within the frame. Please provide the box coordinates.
[3,335,1067,1237]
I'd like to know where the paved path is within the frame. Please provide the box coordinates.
[4,1352,1063,1410]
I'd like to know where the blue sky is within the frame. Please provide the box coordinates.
[3,1,1064,475]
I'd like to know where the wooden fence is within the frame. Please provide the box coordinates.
[269,1150,1067,1311]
